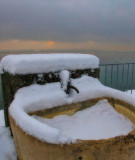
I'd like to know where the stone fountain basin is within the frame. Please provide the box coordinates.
[9,97,135,160]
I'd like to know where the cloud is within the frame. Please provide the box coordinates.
[0,0,135,45]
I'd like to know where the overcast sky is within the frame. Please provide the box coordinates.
[0,0,135,51]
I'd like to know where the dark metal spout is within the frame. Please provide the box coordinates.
[59,70,79,95]
[66,85,79,94]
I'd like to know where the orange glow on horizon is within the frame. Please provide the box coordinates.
[46,41,55,46]
[0,39,135,52]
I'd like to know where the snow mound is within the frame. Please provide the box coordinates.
[0,127,17,160]
[33,100,135,140]
[9,76,135,144]
[0,54,99,74]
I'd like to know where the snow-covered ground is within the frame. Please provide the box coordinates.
[0,110,17,160]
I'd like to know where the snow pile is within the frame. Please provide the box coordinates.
[60,70,70,90]
[0,111,17,160]
[9,75,135,144]
[0,54,99,74]
[33,100,135,140]
[0,127,17,160]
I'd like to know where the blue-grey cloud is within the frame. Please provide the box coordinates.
[0,0,135,44]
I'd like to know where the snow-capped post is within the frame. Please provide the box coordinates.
[60,70,79,95]
[60,70,70,92]
[0,54,99,127]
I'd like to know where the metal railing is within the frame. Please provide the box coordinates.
[100,63,135,93]
[0,63,135,110]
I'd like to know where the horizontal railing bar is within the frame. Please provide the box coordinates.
[100,62,135,66]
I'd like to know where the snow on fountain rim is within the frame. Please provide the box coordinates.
[0,54,99,74]
[33,100,135,141]
[9,76,135,144]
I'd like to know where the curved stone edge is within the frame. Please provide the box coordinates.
[9,97,135,160]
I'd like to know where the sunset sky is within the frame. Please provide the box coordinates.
[0,0,135,51]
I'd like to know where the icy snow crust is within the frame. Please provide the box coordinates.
[9,76,135,144]
[0,54,99,74]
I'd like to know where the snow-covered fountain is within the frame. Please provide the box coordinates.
[1,54,135,160]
